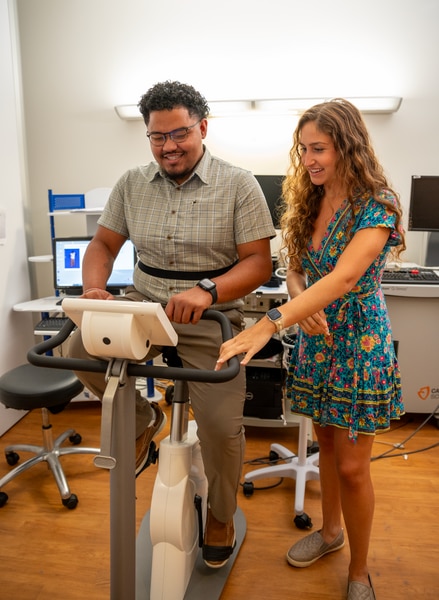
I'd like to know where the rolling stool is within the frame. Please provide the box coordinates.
[0,363,99,509]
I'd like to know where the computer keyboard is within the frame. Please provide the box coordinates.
[34,317,70,334]
[381,268,439,285]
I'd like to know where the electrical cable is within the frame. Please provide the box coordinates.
[241,452,299,491]
[372,440,439,461]
[239,478,285,492]
[371,403,439,461]
[243,453,297,467]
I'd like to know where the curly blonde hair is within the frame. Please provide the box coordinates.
[280,99,406,271]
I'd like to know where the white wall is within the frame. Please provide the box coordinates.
[0,0,34,433]
[14,0,439,296]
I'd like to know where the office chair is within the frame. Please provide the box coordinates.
[243,333,320,529]
[0,363,99,509]
[243,413,319,529]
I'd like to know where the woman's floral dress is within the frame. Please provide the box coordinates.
[285,191,405,440]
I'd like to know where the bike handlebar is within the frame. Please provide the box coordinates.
[27,309,240,383]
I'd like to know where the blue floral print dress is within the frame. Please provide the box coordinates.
[285,191,405,440]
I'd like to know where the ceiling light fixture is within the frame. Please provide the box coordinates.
[114,104,143,120]
[114,96,402,120]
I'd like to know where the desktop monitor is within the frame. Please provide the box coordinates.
[254,175,285,229]
[53,237,136,295]
[408,175,439,232]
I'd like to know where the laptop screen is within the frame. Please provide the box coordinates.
[52,237,136,294]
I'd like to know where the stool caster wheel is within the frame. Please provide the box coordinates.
[294,512,313,530]
[6,451,19,466]
[269,450,280,463]
[62,494,78,509]
[69,433,82,445]
[0,491,9,507]
[242,481,254,497]
[307,441,320,456]
[165,384,174,405]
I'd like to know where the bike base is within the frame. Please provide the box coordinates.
[136,507,246,600]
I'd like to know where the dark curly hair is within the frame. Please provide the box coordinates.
[138,81,210,125]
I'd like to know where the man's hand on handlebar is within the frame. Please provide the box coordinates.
[165,287,213,325]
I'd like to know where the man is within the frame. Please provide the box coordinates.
[69,80,275,567]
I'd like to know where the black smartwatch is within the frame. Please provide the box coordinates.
[266,307,285,333]
[197,278,218,304]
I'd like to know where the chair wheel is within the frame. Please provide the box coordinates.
[6,451,19,466]
[269,450,280,463]
[62,494,78,509]
[242,481,254,497]
[69,433,82,445]
[294,512,313,529]
[0,491,9,507]
[307,441,320,456]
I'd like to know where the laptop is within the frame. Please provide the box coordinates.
[52,236,136,296]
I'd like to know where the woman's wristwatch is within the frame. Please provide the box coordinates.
[265,307,285,333]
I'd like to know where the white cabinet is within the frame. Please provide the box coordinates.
[384,289,439,413]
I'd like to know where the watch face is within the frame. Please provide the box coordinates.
[267,307,282,320]
[199,278,215,291]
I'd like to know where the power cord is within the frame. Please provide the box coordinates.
[241,451,298,491]
[244,452,297,467]
[371,403,439,461]
[240,478,285,492]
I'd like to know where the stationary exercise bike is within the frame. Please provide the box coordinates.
[27,299,243,600]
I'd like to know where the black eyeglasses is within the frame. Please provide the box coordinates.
[146,119,202,146]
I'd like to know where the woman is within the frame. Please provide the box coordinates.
[216,99,405,599]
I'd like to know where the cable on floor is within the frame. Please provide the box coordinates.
[239,478,285,492]
[372,404,439,461]
[240,452,299,492]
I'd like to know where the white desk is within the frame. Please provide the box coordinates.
[13,297,66,335]
[13,296,62,314]
[383,287,439,414]
[382,283,439,298]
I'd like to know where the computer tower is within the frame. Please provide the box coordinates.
[244,363,285,420]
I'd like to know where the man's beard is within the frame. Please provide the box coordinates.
[165,167,192,181]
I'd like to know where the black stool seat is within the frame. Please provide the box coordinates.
[0,363,99,509]
[0,364,84,410]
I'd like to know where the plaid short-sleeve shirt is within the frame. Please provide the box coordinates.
[98,147,276,309]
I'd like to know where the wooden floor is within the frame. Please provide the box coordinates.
[0,398,439,600]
